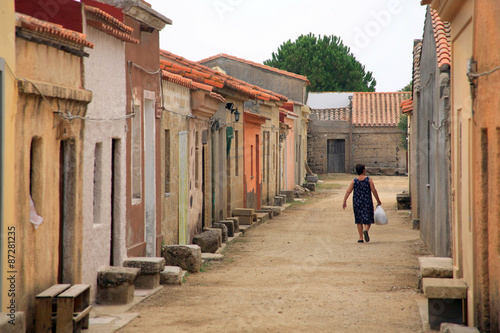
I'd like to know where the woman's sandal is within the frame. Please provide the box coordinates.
[357,240,364,243]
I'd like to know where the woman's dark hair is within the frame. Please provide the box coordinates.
[355,164,365,175]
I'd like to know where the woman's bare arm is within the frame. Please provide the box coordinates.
[369,178,382,206]
[342,180,354,209]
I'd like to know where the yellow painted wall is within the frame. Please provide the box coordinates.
[0,0,17,313]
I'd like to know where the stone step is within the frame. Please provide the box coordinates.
[422,278,467,299]
[160,266,183,285]
[419,257,453,278]
[161,245,202,274]
[202,253,224,262]
[256,212,269,224]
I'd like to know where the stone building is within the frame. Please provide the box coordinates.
[13,6,93,326]
[101,0,171,258]
[308,92,409,174]
[422,0,500,329]
[80,0,140,302]
[199,54,311,191]
[405,7,452,259]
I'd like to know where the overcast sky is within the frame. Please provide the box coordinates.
[147,0,427,92]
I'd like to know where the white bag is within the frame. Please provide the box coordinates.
[374,205,388,225]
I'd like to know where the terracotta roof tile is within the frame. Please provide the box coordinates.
[16,13,94,48]
[84,5,133,34]
[162,70,225,104]
[352,92,410,127]
[401,98,413,114]
[430,9,451,69]
[160,50,289,103]
[199,53,310,84]
[413,41,422,91]
[86,20,139,43]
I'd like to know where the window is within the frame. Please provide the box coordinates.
[93,142,103,224]
[30,137,43,209]
[131,105,141,200]
[235,130,239,176]
[195,131,200,188]
[164,129,170,194]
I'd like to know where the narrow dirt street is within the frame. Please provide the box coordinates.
[119,174,430,332]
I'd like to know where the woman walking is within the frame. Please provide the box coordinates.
[342,164,382,243]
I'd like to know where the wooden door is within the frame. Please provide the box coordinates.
[327,139,345,173]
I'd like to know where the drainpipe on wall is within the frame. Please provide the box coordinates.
[348,96,353,173]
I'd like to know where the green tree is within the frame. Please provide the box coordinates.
[399,81,412,92]
[264,33,376,92]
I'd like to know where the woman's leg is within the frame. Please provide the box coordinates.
[357,224,364,240]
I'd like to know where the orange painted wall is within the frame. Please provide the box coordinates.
[472,0,500,329]
[243,114,262,210]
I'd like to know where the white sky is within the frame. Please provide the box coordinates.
[147,0,427,92]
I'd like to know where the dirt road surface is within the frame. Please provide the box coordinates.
[119,174,430,332]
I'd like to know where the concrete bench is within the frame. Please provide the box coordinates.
[233,208,256,225]
[56,284,91,333]
[422,278,467,330]
[35,284,71,332]
[418,257,453,290]
[123,257,165,289]
[96,266,140,305]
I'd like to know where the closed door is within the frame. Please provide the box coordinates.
[327,139,345,173]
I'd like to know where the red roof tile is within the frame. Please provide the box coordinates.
[86,20,139,43]
[401,98,413,114]
[16,13,94,48]
[430,9,451,69]
[84,5,133,34]
[199,53,310,84]
[160,50,289,103]
[162,70,226,104]
[352,92,410,127]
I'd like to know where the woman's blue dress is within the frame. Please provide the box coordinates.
[353,177,374,224]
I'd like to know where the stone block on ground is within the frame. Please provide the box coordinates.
[281,190,295,202]
[256,209,273,219]
[256,212,269,224]
[422,278,467,299]
[232,208,255,216]
[134,274,160,290]
[96,266,140,304]
[193,230,221,253]
[413,219,420,230]
[305,174,319,183]
[123,257,166,274]
[397,192,411,210]
[160,266,183,285]
[219,220,235,237]
[303,182,316,192]
[162,245,202,273]
[201,253,224,262]
[262,206,282,216]
[274,196,284,206]
[226,217,239,232]
[212,223,229,243]
[238,215,254,226]
[439,323,479,333]
[419,257,453,278]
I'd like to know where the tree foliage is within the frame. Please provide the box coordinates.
[399,81,412,92]
[397,114,408,150]
[264,34,376,92]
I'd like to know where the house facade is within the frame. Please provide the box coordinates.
[104,0,171,258]
[80,0,139,302]
[308,92,409,174]
[421,0,500,330]
[408,7,452,258]
[200,54,310,191]
[0,0,17,311]
[13,5,93,325]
